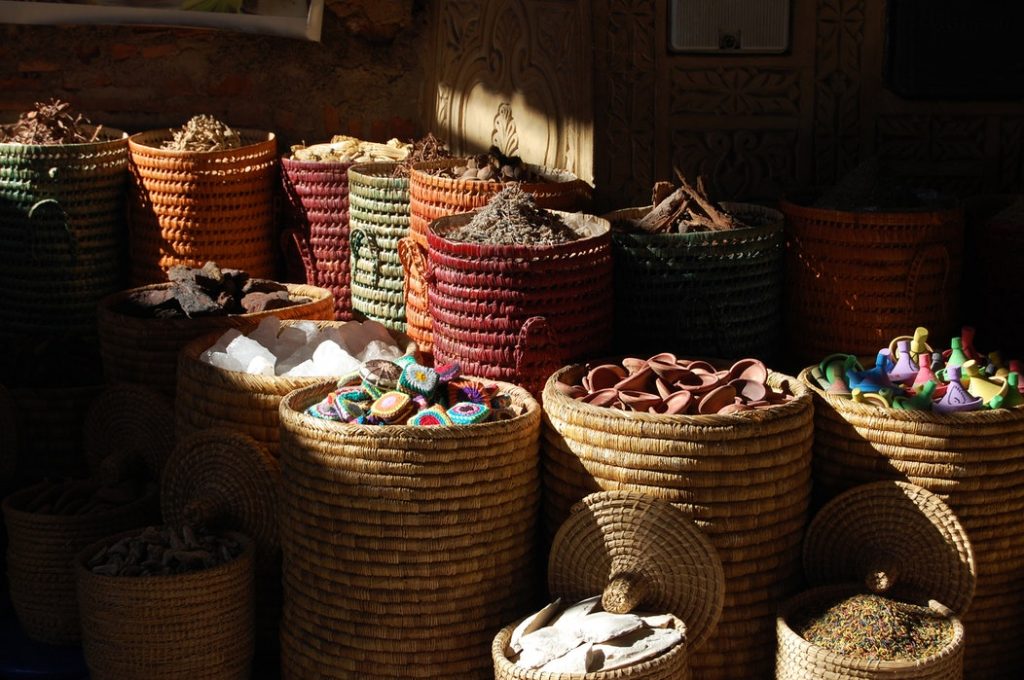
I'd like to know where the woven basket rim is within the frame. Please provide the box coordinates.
[798,366,1024,424]
[128,128,275,157]
[0,124,129,150]
[427,210,611,259]
[410,158,592,189]
[280,378,540,438]
[2,480,158,525]
[779,196,964,222]
[776,583,966,670]
[348,161,404,179]
[604,202,784,243]
[544,363,811,427]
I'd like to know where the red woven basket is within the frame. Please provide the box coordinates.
[426,211,612,395]
[280,157,356,320]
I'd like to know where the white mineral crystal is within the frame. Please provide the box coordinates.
[358,339,402,362]
[516,627,584,670]
[225,334,276,369]
[208,351,244,373]
[538,642,593,674]
[550,595,601,633]
[291,320,320,342]
[248,316,280,352]
[202,328,244,360]
[592,627,684,672]
[336,322,372,355]
[575,612,645,644]
[510,599,562,654]
[283,359,318,378]
[273,325,308,363]
[312,340,360,376]
[245,355,276,376]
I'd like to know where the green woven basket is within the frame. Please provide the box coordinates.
[0,126,129,340]
[606,202,784,362]
[347,162,410,332]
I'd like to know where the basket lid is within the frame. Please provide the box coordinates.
[803,480,976,615]
[160,428,280,563]
[84,384,176,482]
[547,491,725,652]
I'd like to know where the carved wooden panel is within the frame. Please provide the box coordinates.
[814,0,865,185]
[423,0,593,181]
[672,67,801,116]
[672,129,799,200]
[999,117,1024,192]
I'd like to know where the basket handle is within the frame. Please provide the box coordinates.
[27,198,78,265]
[514,315,560,379]
[350,228,383,287]
[602,571,649,615]
[183,495,229,527]
[863,557,899,595]
[95,450,146,485]
[905,242,951,320]
[283,228,318,287]
[399,236,430,286]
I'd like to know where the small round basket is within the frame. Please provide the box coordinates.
[83,384,176,482]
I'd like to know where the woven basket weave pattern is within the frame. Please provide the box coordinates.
[128,129,277,285]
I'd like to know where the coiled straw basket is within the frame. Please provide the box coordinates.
[127,129,277,285]
[2,480,158,644]
[605,203,784,361]
[492,490,725,680]
[76,530,254,680]
[0,126,128,339]
[97,282,333,399]
[798,367,1024,678]
[541,365,814,680]
[278,380,542,679]
[348,162,410,331]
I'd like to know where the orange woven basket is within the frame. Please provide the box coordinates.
[127,129,278,285]
[779,198,964,369]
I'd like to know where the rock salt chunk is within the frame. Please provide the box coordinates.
[246,355,276,376]
[225,335,276,369]
[538,642,593,674]
[208,352,244,372]
[362,319,393,344]
[510,599,562,654]
[248,316,281,352]
[551,595,601,633]
[592,627,683,672]
[312,340,360,376]
[206,328,243,355]
[283,359,317,378]
[517,627,584,670]
[273,326,308,364]
[337,322,372,355]
[576,612,644,644]
[358,339,401,362]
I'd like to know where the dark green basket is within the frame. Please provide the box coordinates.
[347,162,410,332]
[0,126,129,341]
[607,202,785,361]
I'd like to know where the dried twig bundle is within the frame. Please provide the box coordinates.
[0,99,102,145]
[392,133,451,177]
[162,114,242,152]
[633,171,740,234]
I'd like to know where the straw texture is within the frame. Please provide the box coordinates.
[0,384,15,483]
[348,162,410,331]
[76,530,254,680]
[8,383,100,479]
[780,199,964,367]
[281,155,356,320]
[2,481,158,644]
[175,321,417,457]
[97,282,333,399]
[127,129,277,285]
[541,365,814,680]
[83,384,176,482]
[776,584,965,680]
[427,211,613,396]
[278,379,541,679]
[606,203,784,361]
[800,368,1024,678]
[0,128,129,339]
[404,160,592,356]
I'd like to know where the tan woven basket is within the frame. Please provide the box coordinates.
[175,321,417,457]
[76,529,254,680]
[8,382,101,479]
[278,379,541,679]
[541,365,814,680]
[493,491,724,680]
[2,480,158,644]
[127,129,278,285]
[798,367,1024,677]
[97,282,333,399]
[777,481,975,679]
[83,384,176,482]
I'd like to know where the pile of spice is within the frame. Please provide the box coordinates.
[795,593,953,661]
[433,145,546,183]
[290,135,410,163]
[392,132,451,177]
[441,185,580,246]
[114,262,310,319]
[201,316,403,378]
[617,172,742,235]
[508,596,685,673]
[86,525,244,577]
[307,359,520,426]
[18,479,151,516]
[812,157,952,212]
[557,354,791,415]
[161,114,241,152]
[0,99,103,145]
[809,326,1023,413]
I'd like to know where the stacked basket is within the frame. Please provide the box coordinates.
[347,163,411,330]
[128,129,277,285]
[800,370,1024,678]
[541,365,814,679]
[427,211,613,396]
[278,380,542,679]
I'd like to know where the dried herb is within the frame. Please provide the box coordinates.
[87,525,244,577]
[291,135,409,163]
[444,185,579,246]
[392,133,451,177]
[162,114,241,152]
[0,99,102,145]
[795,593,953,661]
[432,146,545,183]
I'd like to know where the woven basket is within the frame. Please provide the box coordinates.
[2,480,158,644]
[0,384,16,483]
[76,529,254,680]
[404,160,593,356]
[426,211,613,396]
[175,321,417,457]
[541,365,814,680]
[493,491,724,680]
[779,198,964,368]
[9,382,101,480]
[127,129,277,285]
[97,282,333,399]
[348,162,410,331]
[278,379,542,679]
[83,384,176,482]
[606,203,784,361]
[798,367,1024,678]
[0,126,129,339]
[281,155,357,320]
